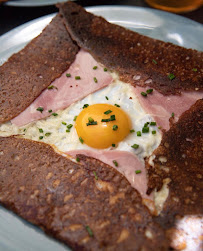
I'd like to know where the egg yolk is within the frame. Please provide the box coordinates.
[75,104,131,149]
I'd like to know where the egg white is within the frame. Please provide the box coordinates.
[0,73,161,163]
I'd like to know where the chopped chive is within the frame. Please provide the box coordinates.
[75,76,81,80]
[105,96,109,100]
[101,115,116,122]
[93,77,98,83]
[135,170,142,174]
[137,131,141,136]
[130,129,135,133]
[192,68,197,72]
[171,112,175,118]
[76,157,80,162]
[110,115,116,121]
[66,73,71,77]
[144,122,150,127]
[79,137,84,144]
[47,85,57,90]
[62,122,67,125]
[112,125,118,131]
[141,92,147,97]
[52,113,58,116]
[93,171,98,180]
[66,129,70,133]
[73,116,77,121]
[158,126,162,129]
[83,104,89,109]
[48,109,52,113]
[152,130,156,135]
[101,118,110,122]
[86,121,98,126]
[150,122,156,126]
[131,144,139,149]
[152,59,157,64]
[93,66,98,70]
[67,124,73,129]
[39,136,43,140]
[104,110,112,115]
[114,104,120,107]
[113,160,118,167]
[45,132,51,137]
[88,117,94,123]
[146,89,153,94]
[36,107,44,113]
[112,143,116,147]
[168,73,175,80]
[85,226,93,237]
[142,127,149,133]
[23,128,26,132]
[104,68,107,72]
[39,128,43,133]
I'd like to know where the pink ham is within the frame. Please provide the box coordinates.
[134,86,203,131]
[67,149,152,200]
[12,49,113,126]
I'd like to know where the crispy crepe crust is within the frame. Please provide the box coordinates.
[58,2,203,96]
[146,99,203,228]
[0,137,169,250]
[0,14,79,124]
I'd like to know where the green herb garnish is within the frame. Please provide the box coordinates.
[137,131,141,136]
[79,137,84,144]
[104,110,112,115]
[75,76,81,80]
[83,104,89,109]
[150,122,156,126]
[52,113,58,116]
[192,68,197,72]
[171,112,175,118]
[104,68,107,72]
[131,144,139,149]
[85,226,94,237]
[135,170,141,174]
[73,116,77,121]
[152,59,157,64]
[39,128,43,133]
[36,107,44,113]
[45,132,51,137]
[141,92,147,97]
[39,136,43,140]
[142,127,149,133]
[47,85,57,90]
[67,124,73,129]
[105,96,109,100]
[130,129,135,133]
[66,73,71,77]
[76,157,80,162]
[112,125,118,131]
[152,130,156,135]
[114,104,120,107]
[48,109,52,113]
[62,122,67,125]
[93,171,98,180]
[112,143,116,147]
[93,77,98,83]
[168,73,175,80]
[86,121,98,126]
[113,160,118,167]
[93,66,98,70]
[146,89,153,94]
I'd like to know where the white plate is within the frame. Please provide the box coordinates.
[0,6,203,251]
[5,0,68,7]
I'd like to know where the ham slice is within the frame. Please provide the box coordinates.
[67,149,152,200]
[134,86,203,131]
[11,49,113,126]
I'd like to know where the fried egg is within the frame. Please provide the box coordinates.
[0,73,161,163]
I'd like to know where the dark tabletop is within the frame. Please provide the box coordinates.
[0,0,202,36]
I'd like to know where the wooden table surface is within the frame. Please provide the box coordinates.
[0,0,202,36]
